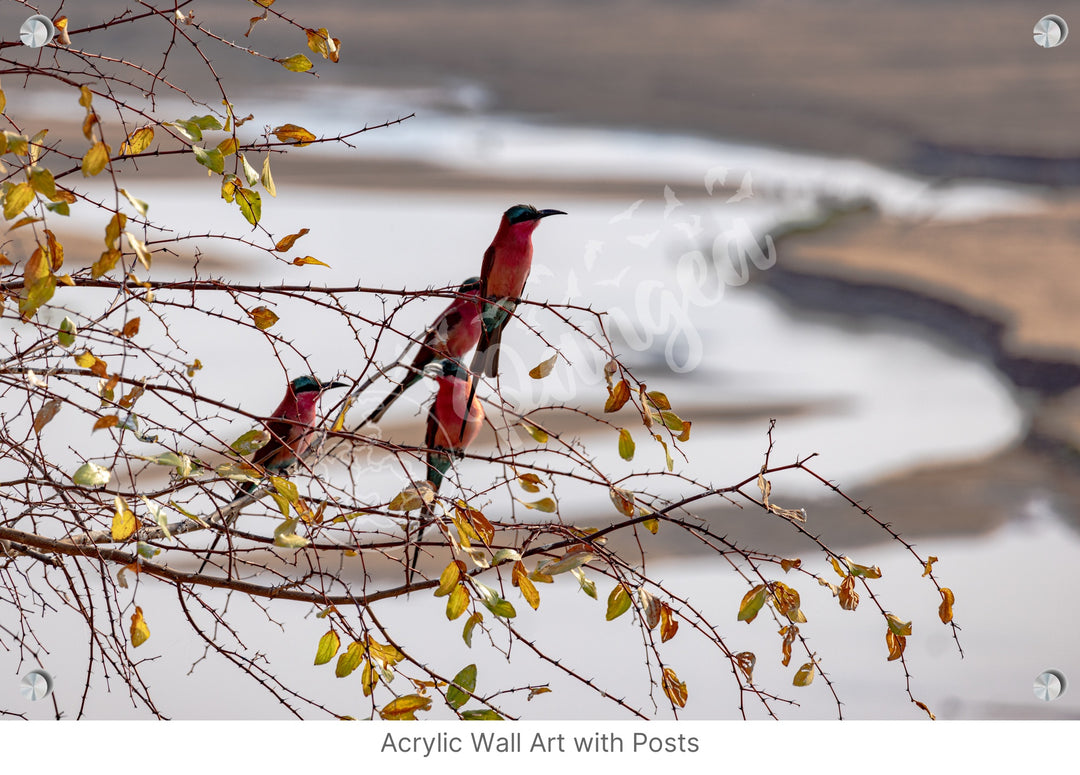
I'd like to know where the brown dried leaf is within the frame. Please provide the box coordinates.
[838,574,860,611]
[661,667,688,708]
[33,399,61,434]
[604,379,631,413]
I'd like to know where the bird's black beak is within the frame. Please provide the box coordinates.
[537,209,566,219]
[321,380,349,391]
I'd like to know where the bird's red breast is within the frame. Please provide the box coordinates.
[428,373,485,451]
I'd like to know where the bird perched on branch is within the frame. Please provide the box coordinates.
[363,277,482,427]
[470,204,566,379]
[199,374,347,574]
[409,359,485,583]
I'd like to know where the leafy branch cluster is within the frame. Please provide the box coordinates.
[0,1,958,720]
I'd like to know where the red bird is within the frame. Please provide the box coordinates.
[199,375,346,574]
[363,277,482,426]
[470,204,565,378]
[409,359,485,582]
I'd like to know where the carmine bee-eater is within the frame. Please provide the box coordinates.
[470,204,566,379]
[409,359,485,583]
[199,375,347,574]
[363,277,482,427]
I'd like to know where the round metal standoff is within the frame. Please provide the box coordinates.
[1033,669,1067,702]
[19,669,54,701]
[19,14,56,48]
[1033,14,1069,48]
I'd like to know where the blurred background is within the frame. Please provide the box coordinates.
[5,0,1080,719]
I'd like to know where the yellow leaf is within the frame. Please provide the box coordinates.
[604,379,631,412]
[512,562,540,610]
[272,123,316,146]
[4,182,35,220]
[124,232,152,270]
[335,641,364,677]
[435,561,464,597]
[29,166,56,199]
[446,584,469,620]
[922,556,939,577]
[261,155,277,196]
[81,142,110,177]
[617,428,635,461]
[915,700,936,721]
[793,662,815,686]
[216,136,238,156]
[642,516,659,534]
[112,495,137,541]
[529,353,557,379]
[659,603,679,642]
[305,27,342,62]
[279,54,314,72]
[638,588,661,629]
[605,584,631,621]
[92,249,122,279]
[389,481,434,512]
[379,695,432,721]
[249,306,279,330]
[519,421,549,444]
[661,667,687,708]
[120,126,155,155]
[522,497,556,513]
[462,611,483,647]
[130,606,150,648]
[780,558,801,573]
[885,613,912,637]
[886,630,906,661]
[314,630,341,665]
[292,255,330,268]
[938,587,955,624]
[105,212,127,247]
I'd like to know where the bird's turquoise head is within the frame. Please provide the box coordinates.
[504,204,566,225]
[459,276,482,294]
[290,375,348,394]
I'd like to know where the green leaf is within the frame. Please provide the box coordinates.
[462,612,483,647]
[231,429,270,456]
[617,428,635,461]
[476,583,516,619]
[314,630,341,666]
[461,709,503,721]
[279,54,314,72]
[140,496,172,539]
[192,146,224,174]
[240,154,259,186]
[738,584,768,624]
[447,664,477,710]
[236,187,262,225]
[606,584,632,620]
[571,567,597,599]
[73,462,111,487]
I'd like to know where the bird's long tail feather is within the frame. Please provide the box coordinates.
[361,369,424,427]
